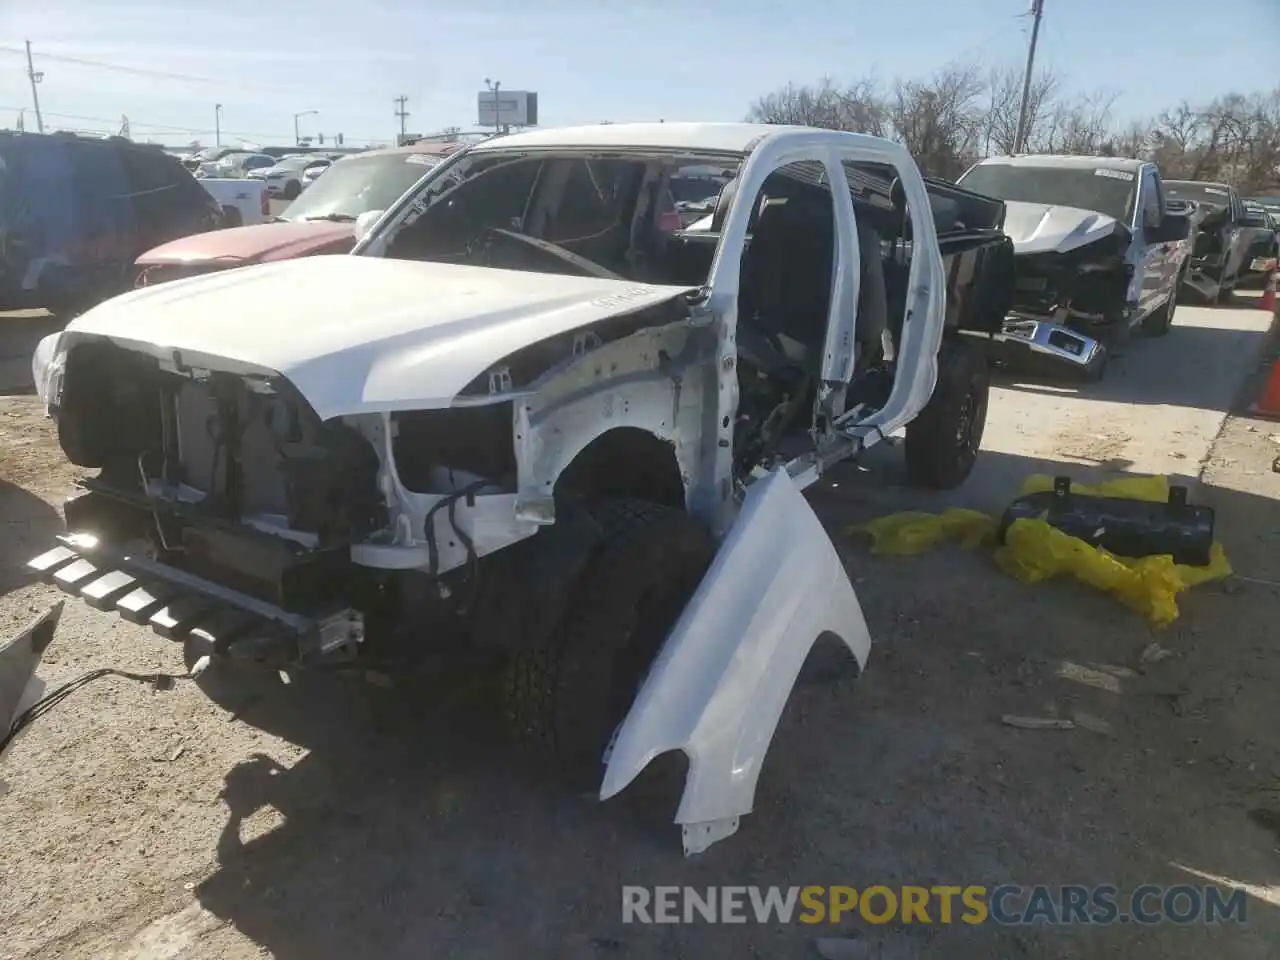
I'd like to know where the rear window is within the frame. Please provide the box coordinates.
[1163,183,1231,210]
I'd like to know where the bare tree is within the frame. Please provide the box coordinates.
[746,76,886,136]
[885,62,986,177]
[1035,88,1120,155]
[747,67,1280,193]
[983,65,1060,155]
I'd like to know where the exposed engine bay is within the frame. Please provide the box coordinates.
[1008,225,1133,329]
[53,339,386,616]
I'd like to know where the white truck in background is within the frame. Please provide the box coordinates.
[197,177,270,228]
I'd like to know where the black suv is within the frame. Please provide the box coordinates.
[1,131,221,318]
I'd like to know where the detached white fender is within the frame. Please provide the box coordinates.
[600,469,871,855]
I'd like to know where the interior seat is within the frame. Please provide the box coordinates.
[705,175,890,371]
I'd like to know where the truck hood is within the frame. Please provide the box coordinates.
[61,255,695,421]
[134,221,355,267]
[1002,201,1127,255]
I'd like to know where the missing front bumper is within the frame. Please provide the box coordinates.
[25,533,363,667]
[969,317,1105,378]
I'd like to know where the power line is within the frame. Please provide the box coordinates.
[0,105,389,145]
[0,43,396,101]
[0,44,219,85]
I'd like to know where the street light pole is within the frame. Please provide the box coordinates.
[215,104,223,148]
[293,110,318,146]
[485,78,502,136]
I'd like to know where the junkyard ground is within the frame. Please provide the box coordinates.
[1,297,1279,959]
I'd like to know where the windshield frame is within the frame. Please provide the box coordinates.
[279,151,440,223]
[360,146,728,250]
[351,143,750,288]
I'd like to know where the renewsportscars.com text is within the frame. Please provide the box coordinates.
[621,884,1248,926]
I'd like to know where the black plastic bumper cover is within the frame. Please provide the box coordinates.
[997,476,1215,567]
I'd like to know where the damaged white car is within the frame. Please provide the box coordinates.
[25,123,1015,853]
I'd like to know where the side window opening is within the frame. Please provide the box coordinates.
[735,161,837,369]
[730,160,837,476]
[842,160,904,368]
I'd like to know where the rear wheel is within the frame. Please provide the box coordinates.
[503,499,713,784]
[283,180,301,201]
[904,338,989,490]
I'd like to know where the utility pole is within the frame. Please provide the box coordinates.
[215,104,223,148]
[1013,0,1045,155]
[25,41,44,134]
[394,96,409,145]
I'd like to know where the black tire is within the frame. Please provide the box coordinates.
[283,180,301,201]
[904,338,989,490]
[503,499,713,783]
[1078,345,1109,382]
[1142,287,1178,337]
[220,206,243,229]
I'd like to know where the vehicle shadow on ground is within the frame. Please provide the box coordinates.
[0,480,61,599]
[990,319,1271,410]
[189,446,1280,959]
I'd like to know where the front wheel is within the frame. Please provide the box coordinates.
[283,180,301,201]
[503,499,713,784]
[1142,285,1179,337]
[904,338,990,490]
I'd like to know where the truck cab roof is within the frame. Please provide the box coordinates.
[469,122,881,156]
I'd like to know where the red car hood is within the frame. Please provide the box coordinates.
[135,220,355,266]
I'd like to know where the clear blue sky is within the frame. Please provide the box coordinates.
[1,0,1277,147]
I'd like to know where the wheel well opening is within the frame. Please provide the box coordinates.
[604,747,691,829]
[797,630,862,686]
[554,427,686,509]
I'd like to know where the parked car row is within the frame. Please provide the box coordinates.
[248,153,344,199]
[133,141,461,286]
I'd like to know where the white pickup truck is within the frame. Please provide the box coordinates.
[25,123,1016,853]
[197,177,270,228]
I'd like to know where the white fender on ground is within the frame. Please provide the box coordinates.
[600,468,871,855]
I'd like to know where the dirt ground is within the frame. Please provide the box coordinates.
[2,297,1279,959]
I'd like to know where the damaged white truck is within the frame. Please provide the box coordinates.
[956,154,1193,380]
[23,123,1015,853]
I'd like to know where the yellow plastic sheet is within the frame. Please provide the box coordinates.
[847,474,1233,627]
[856,508,997,555]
